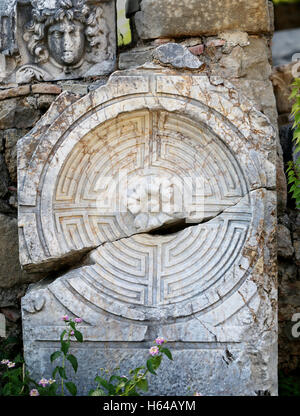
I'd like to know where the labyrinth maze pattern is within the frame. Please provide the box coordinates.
[53,110,249,250]
[48,110,252,316]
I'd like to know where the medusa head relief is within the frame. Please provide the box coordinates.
[16,0,116,83]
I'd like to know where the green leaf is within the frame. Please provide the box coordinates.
[137,378,148,392]
[58,367,67,380]
[90,389,106,396]
[109,375,123,383]
[60,330,67,342]
[74,330,83,342]
[160,347,173,360]
[52,366,59,378]
[146,359,157,375]
[128,389,140,396]
[69,322,76,330]
[50,351,62,362]
[95,376,106,384]
[116,380,126,393]
[152,355,162,370]
[65,381,77,396]
[295,113,300,124]
[289,89,298,100]
[61,340,70,356]
[67,354,78,373]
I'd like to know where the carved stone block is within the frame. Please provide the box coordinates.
[19,71,278,395]
[132,0,274,40]
[0,0,116,84]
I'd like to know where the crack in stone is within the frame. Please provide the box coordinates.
[26,187,268,279]
[191,304,218,342]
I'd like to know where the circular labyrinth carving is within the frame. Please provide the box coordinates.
[18,73,275,322]
[51,109,252,319]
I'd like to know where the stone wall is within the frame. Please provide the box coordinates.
[0,0,298,393]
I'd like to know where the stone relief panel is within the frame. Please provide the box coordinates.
[19,71,278,395]
[0,0,116,84]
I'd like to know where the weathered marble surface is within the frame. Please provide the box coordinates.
[0,0,116,84]
[132,0,274,40]
[20,70,278,395]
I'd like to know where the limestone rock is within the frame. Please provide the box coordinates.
[133,0,274,39]
[219,32,250,48]
[153,43,203,69]
[119,46,155,70]
[271,63,295,116]
[294,240,300,265]
[0,154,9,198]
[0,97,40,130]
[0,284,27,308]
[276,156,288,216]
[0,307,20,323]
[278,224,294,259]
[0,313,5,337]
[214,37,272,82]
[4,129,30,183]
[0,214,28,288]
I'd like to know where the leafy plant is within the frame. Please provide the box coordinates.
[0,355,36,396]
[1,321,174,397]
[89,337,173,396]
[287,78,300,209]
[0,316,83,396]
[279,371,300,396]
[50,316,83,396]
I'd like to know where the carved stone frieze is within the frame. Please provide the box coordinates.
[0,0,116,84]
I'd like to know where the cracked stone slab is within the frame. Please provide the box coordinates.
[18,70,276,272]
[20,69,277,395]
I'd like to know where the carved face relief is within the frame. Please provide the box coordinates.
[15,0,116,83]
[47,18,85,66]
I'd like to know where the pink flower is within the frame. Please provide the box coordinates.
[155,337,166,345]
[0,359,9,365]
[149,346,159,356]
[61,315,69,322]
[75,318,82,323]
[39,378,49,388]
[7,362,16,368]
[30,389,39,396]
[70,330,75,336]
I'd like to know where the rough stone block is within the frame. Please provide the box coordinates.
[278,224,294,259]
[0,85,30,100]
[0,313,5,337]
[4,128,30,183]
[119,46,155,70]
[19,70,278,395]
[188,44,205,56]
[271,63,295,116]
[0,214,28,288]
[153,43,203,69]
[133,0,274,40]
[0,154,9,198]
[31,84,62,95]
